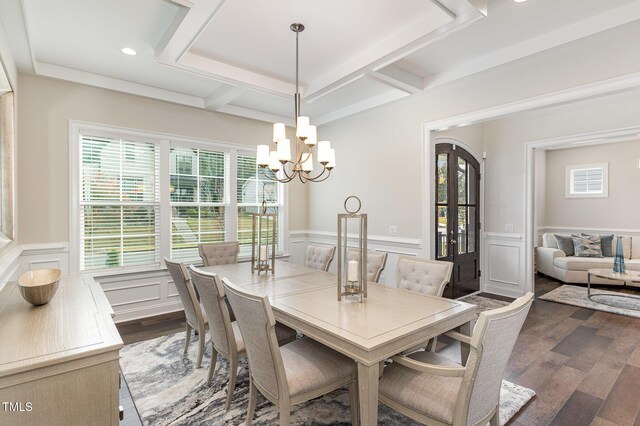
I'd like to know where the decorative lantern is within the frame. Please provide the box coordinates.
[251,200,276,274]
[337,196,367,302]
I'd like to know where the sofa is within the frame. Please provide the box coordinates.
[536,233,640,285]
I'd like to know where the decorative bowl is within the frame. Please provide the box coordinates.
[18,268,62,306]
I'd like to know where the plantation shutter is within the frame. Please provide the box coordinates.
[80,135,160,271]
[571,167,603,194]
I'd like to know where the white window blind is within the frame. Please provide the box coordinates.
[236,154,283,257]
[80,135,160,271]
[170,147,229,262]
[566,163,608,198]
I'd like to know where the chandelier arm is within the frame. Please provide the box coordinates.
[301,164,330,182]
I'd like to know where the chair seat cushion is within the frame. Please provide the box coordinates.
[379,351,463,425]
[281,337,356,398]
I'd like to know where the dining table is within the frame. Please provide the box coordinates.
[202,259,476,426]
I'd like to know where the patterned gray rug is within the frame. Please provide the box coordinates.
[539,284,640,318]
[458,293,510,313]
[121,296,534,426]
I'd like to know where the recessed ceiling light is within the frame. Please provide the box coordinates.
[513,0,527,3]
[121,47,137,56]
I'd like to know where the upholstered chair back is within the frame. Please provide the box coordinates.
[164,258,202,329]
[189,266,235,357]
[396,256,453,296]
[347,248,388,283]
[457,293,533,425]
[222,278,286,401]
[199,241,240,267]
[304,244,336,271]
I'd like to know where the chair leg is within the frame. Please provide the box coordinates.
[183,323,192,355]
[206,345,217,386]
[349,374,359,426]
[225,354,238,411]
[425,336,438,352]
[196,327,205,368]
[489,408,499,426]
[245,378,257,426]
[279,407,290,426]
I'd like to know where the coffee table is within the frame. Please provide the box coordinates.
[587,268,640,310]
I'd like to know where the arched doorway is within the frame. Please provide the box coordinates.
[435,143,481,298]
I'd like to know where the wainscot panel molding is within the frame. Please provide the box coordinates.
[482,232,526,298]
[289,230,423,287]
[19,242,70,276]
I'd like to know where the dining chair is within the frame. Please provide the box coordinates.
[164,257,207,368]
[222,278,358,426]
[189,266,296,410]
[378,292,534,426]
[396,256,454,296]
[304,244,336,271]
[397,256,454,351]
[199,241,240,267]
[347,248,388,283]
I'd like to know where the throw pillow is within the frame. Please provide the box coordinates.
[572,235,603,258]
[581,233,614,257]
[554,234,575,256]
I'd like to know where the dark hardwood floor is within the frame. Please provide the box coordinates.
[117,276,640,425]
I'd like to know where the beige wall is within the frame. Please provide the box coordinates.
[17,74,307,244]
[544,140,640,229]
[310,21,640,239]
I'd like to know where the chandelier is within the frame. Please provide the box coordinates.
[256,23,335,183]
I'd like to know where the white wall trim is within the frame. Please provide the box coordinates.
[538,226,640,235]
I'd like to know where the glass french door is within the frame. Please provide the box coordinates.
[435,143,480,299]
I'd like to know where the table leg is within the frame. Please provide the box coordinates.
[588,272,591,298]
[357,361,379,426]
[460,320,474,366]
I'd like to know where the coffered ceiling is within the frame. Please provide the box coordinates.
[2,0,640,125]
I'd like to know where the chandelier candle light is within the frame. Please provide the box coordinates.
[255,23,335,183]
[337,196,368,302]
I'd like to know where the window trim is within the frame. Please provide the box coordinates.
[69,120,289,274]
[565,162,609,198]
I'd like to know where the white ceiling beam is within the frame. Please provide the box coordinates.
[165,0,194,8]
[204,85,246,110]
[36,62,205,108]
[216,104,294,127]
[314,90,409,126]
[179,52,296,97]
[423,0,640,91]
[367,65,424,94]
[155,0,227,64]
[304,0,486,103]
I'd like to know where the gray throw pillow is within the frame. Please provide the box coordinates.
[554,234,575,256]
[572,235,603,258]
[581,233,614,257]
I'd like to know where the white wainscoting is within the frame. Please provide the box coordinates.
[19,242,70,275]
[483,232,527,298]
[97,269,183,323]
[288,230,423,287]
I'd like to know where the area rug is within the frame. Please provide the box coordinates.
[121,331,535,425]
[458,294,510,315]
[539,284,640,319]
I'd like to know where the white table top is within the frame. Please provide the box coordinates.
[588,268,640,283]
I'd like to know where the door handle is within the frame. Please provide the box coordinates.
[450,239,457,245]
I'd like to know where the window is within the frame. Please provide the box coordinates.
[80,136,160,270]
[566,163,608,198]
[72,123,287,273]
[0,92,14,243]
[170,147,228,262]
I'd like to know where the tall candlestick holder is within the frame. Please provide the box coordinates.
[251,200,276,274]
[337,196,367,302]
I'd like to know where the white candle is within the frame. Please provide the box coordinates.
[347,260,358,282]
[259,246,268,261]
